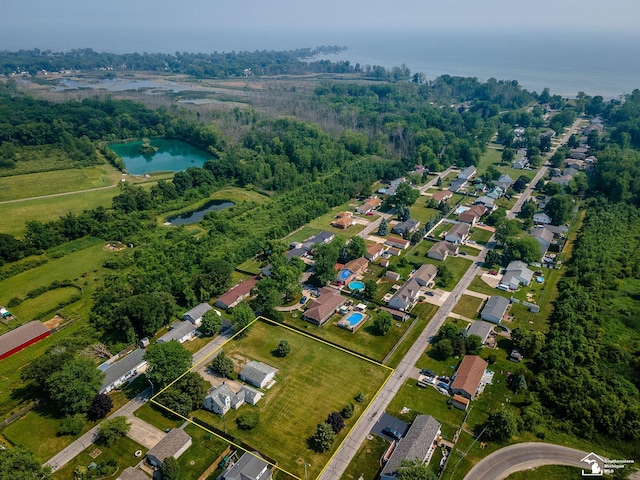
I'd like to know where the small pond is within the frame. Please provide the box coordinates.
[109,139,213,174]
[167,200,235,226]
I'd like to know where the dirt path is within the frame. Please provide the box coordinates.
[0,185,118,205]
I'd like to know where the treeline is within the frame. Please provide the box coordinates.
[0,46,356,78]
[531,200,640,439]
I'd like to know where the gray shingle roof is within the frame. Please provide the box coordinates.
[239,361,277,387]
[157,321,197,343]
[467,321,494,343]
[216,451,271,480]
[481,296,510,322]
[100,349,146,392]
[380,415,441,478]
[146,428,191,465]
[183,303,213,323]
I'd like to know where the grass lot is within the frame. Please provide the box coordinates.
[179,320,391,479]
[468,228,493,245]
[285,226,323,243]
[387,379,465,441]
[236,258,263,275]
[177,423,229,480]
[51,435,146,480]
[0,187,120,237]
[409,203,442,226]
[282,310,412,363]
[10,286,80,320]
[301,201,367,240]
[458,244,482,256]
[0,164,119,202]
[452,295,484,319]
[385,303,438,368]
[430,222,451,239]
[402,244,473,292]
[342,434,389,480]
[134,402,184,432]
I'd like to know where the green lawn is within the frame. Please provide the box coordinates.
[11,286,80,321]
[458,245,482,256]
[134,402,184,432]
[0,188,120,237]
[402,244,473,292]
[505,465,585,480]
[387,379,466,441]
[467,275,510,298]
[385,303,438,368]
[236,258,263,275]
[165,320,391,479]
[342,434,389,480]
[300,201,366,240]
[468,227,493,245]
[452,295,484,319]
[409,203,442,226]
[51,435,146,480]
[177,423,229,480]
[282,309,413,363]
[285,226,322,243]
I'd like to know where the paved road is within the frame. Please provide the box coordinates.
[45,329,233,472]
[507,117,583,219]
[463,442,593,480]
[319,252,488,480]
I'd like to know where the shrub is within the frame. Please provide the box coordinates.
[58,414,86,436]
[236,411,260,430]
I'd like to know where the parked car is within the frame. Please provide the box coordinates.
[488,270,498,275]
[437,382,450,390]
[382,427,402,440]
[425,290,434,296]
[459,251,467,256]
[420,369,436,377]
[300,296,307,304]
[437,376,450,383]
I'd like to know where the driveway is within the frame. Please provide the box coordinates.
[371,413,409,441]
[126,417,166,449]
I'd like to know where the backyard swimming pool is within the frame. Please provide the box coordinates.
[338,311,368,332]
[454,205,470,215]
[348,280,365,291]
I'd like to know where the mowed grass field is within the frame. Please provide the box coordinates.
[0,187,119,237]
[182,320,392,479]
[0,165,119,202]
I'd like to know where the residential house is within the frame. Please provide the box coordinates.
[183,302,214,326]
[549,174,574,187]
[512,157,528,169]
[451,394,470,411]
[486,186,504,200]
[385,178,407,197]
[531,227,555,257]
[448,178,467,193]
[203,383,263,416]
[117,467,149,480]
[356,197,383,214]
[99,349,148,394]
[458,204,487,225]
[302,287,347,325]
[301,231,335,251]
[427,241,458,261]
[157,321,198,344]
[386,247,402,256]
[495,174,513,191]
[385,236,410,250]
[216,451,272,480]
[388,279,422,312]
[332,216,356,229]
[337,257,369,284]
[365,243,385,261]
[501,260,534,290]
[532,212,552,225]
[214,277,258,310]
[466,321,494,345]
[0,321,50,361]
[444,223,470,244]
[412,264,438,287]
[481,296,510,324]
[474,196,496,210]
[239,361,278,389]
[392,219,420,236]
[335,211,352,219]
[146,428,192,468]
[380,415,441,480]
[431,190,452,204]
[509,350,524,362]
[458,166,477,180]
[285,247,307,261]
[450,355,489,400]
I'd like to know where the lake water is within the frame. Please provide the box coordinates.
[168,200,235,225]
[109,139,213,174]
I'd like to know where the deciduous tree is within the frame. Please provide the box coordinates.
[45,356,103,415]
[144,341,193,388]
[98,416,131,447]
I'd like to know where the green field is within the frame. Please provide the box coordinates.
[0,165,119,202]
[468,227,493,245]
[166,319,392,479]
[177,423,230,480]
[505,465,585,480]
[281,309,413,363]
[0,188,119,237]
[409,202,442,226]
[10,286,80,321]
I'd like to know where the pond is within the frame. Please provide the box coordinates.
[167,200,235,226]
[109,139,213,174]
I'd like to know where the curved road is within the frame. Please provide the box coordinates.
[463,442,591,480]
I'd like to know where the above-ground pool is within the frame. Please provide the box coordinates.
[348,280,365,291]
[537,276,544,283]
[338,311,368,332]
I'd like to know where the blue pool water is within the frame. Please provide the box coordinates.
[348,281,365,291]
[455,206,470,215]
[339,269,352,281]
[344,312,364,327]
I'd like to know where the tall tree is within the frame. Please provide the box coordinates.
[0,446,52,480]
[395,459,437,480]
[378,218,389,236]
[98,416,131,447]
[45,356,103,415]
[231,303,255,337]
[144,341,193,388]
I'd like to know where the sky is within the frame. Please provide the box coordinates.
[1,0,639,52]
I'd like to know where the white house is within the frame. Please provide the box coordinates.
[533,212,552,225]
[203,383,263,416]
[157,321,198,344]
[501,260,534,290]
[458,166,477,180]
[99,349,148,395]
[444,223,470,244]
[183,302,214,326]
